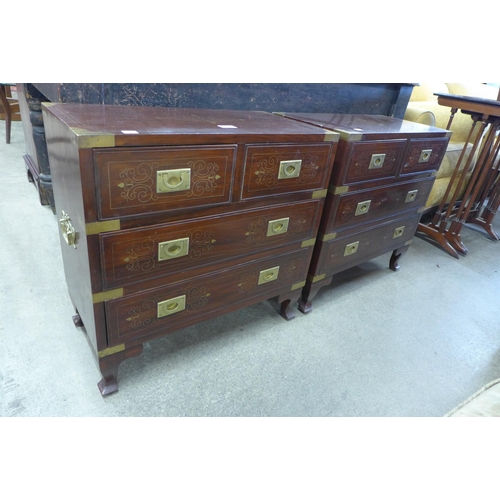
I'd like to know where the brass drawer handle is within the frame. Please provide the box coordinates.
[393,226,405,238]
[158,237,190,261]
[157,168,191,193]
[60,211,77,248]
[419,149,432,163]
[405,190,418,203]
[157,295,186,318]
[355,200,371,216]
[278,160,302,179]
[258,266,280,284]
[267,217,290,237]
[344,241,359,256]
[369,153,386,169]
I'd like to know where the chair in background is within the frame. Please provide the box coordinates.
[0,84,21,144]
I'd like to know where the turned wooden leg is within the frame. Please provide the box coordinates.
[97,344,144,397]
[389,245,410,271]
[277,289,302,321]
[298,277,333,314]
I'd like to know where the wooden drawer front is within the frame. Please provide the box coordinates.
[402,137,448,174]
[335,140,406,186]
[318,213,421,275]
[100,200,322,288]
[94,146,236,219]
[323,178,435,234]
[105,248,310,345]
[241,143,334,199]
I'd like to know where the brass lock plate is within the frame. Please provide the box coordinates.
[393,226,405,239]
[344,241,359,256]
[278,160,302,179]
[157,168,191,193]
[158,237,190,261]
[355,200,371,216]
[258,266,280,285]
[418,149,432,163]
[266,217,290,237]
[405,190,418,203]
[157,295,186,318]
[369,153,386,169]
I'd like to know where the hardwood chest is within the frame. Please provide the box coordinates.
[275,113,451,312]
[42,104,339,395]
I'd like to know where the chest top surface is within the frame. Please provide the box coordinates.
[275,113,452,141]
[42,104,338,148]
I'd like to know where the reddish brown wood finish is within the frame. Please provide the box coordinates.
[277,113,450,313]
[42,103,339,395]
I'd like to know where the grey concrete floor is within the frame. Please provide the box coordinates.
[2,119,500,417]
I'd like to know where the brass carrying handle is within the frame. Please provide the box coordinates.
[157,168,191,193]
[157,295,186,318]
[158,237,190,261]
[60,211,76,248]
[278,160,302,179]
[258,266,280,285]
[266,217,290,237]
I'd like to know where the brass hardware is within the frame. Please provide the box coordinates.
[329,185,349,195]
[369,153,386,169]
[344,241,359,256]
[258,266,280,285]
[60,211,77,248]
[312,189,328,199]
[69,128,116,149]
[158,237,190,261]
[86,220,121,235]
[267,218,289,237]
[278,160,302,179]
[157,168,191,193]
[92,288,124,304]
[98,344,125,358]
[355,200,371,216]
[301,238,316,247]
[419,149,432,163]
[324,130,340,142]
[405,190,418,203]
[291,280,306,291]
[320,232,337,242]
[393,226,406,239]
[157,295,186,318]
[311,274,326,283]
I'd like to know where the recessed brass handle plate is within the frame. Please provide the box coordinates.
[344,241,359,256]
[369,153,386,169]
[278,160,302,179]
[157,295,186,318]
[258,266,280,285]
[419,149,432,163]
[158,237,190,261]
[266,217,290,237]
[393,226,406,238]
[157,168,191,193]
[60,211,77,248]
[355,200,371,216]
[405,190,418,203]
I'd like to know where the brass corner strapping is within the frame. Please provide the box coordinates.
[291,281,306,291]
[92,288,124,304]
[86,220,121,235]
[98,344,125,358]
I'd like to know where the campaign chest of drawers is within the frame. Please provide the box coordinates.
[42,103,339,395]
[275,113,451,312]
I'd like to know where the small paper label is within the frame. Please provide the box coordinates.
[121,130,139,134]
[217,125,237,129]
